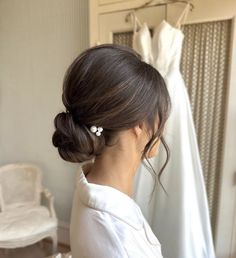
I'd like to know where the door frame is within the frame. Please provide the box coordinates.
[214,16,236,258]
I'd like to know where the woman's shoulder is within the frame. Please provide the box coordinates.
[70,210,163,258]
[71,205,126,237]
[70,210,129,258]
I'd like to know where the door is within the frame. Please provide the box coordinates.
[98,7,236,258]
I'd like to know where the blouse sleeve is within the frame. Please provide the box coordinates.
[70,212,129,258]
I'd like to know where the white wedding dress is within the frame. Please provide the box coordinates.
[132,10,216,258]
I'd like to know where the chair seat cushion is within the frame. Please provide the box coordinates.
[0,205,57,242]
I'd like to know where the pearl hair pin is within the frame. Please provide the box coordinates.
[90,125,103,136]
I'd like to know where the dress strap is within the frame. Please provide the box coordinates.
[131,11,143,34]
[175,3,190,30]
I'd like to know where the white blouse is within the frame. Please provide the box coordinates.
[70,163,163,258]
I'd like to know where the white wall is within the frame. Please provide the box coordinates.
[0,0,89,225]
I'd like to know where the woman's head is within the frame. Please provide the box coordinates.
[52,43,171,194]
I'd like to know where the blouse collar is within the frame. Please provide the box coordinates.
[76,162,144,230]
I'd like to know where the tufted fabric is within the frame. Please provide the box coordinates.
[0,205,57,242]
[0,163,58,252]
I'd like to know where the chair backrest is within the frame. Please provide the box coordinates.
[0,163,42,211]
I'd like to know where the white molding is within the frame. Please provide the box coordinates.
[214,16,236,258]
[183,15,235,25]
[230,193,236,258]
[57,220,70,246]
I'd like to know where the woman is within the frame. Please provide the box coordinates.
[52,44,171,258]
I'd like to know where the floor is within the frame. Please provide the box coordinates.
[0,240,70,258]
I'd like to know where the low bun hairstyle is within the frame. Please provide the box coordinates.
[52,43,171,195]
[52,111,105,163]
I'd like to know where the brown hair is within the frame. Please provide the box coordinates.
[52,43,171,198]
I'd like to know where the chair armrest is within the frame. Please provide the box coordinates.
[41,187,57,218]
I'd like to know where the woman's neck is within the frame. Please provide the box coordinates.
[83,147,141,198]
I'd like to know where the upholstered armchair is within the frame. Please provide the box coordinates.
[0,163,58,254]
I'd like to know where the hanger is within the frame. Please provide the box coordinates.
[125,0,194,23]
